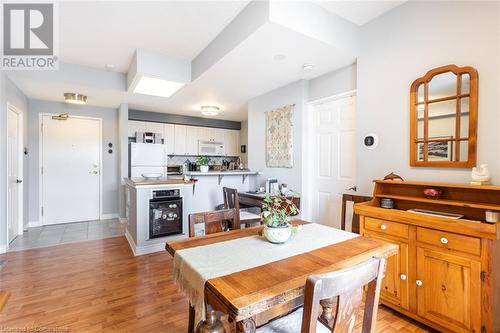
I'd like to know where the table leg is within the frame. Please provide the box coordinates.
[236,318,256,333]
[188,304,195,333]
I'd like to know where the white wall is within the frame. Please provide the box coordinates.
[308,63,356,101]
[248,80,308,194]
[357,1,500,195]
[27,99,120,224]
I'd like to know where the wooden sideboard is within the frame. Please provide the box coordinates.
[354,180,500,333]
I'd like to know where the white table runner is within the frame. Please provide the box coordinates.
[173,223,358,323]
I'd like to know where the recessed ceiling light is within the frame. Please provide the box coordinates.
[302,63,314,71]
[104,64,115,71]
[274,54,286,61]
[200,105,220,116]
[133,76,185,98]
[64,93,87,105]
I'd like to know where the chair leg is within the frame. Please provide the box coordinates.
[188,304,195,333]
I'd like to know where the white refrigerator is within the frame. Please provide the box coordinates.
[129,142,168,178]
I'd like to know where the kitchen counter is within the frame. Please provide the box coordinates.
[184,170,261,176]
[124,178,194,188]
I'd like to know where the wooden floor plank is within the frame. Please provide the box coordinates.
[0,237,434,332]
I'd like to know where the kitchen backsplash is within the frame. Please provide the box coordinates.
[167,155,239,166]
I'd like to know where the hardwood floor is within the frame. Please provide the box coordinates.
[0,237,434,332]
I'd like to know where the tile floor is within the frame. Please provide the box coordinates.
[7,219,127,252]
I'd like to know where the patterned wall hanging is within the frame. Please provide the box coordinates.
[265,104,294,168]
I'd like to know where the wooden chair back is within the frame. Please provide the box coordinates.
[301,257,386,333]
[223,187,240,211]
[341,194,372,234]
[188,209,240,237]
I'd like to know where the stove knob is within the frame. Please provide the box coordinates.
[162,214,167,219]
[168,213,174,218]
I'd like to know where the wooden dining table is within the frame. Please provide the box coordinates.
[165,221,397,333]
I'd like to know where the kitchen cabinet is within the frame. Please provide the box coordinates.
[174,125,187,155]
[163,124,175,155]
[128,120,146,138]
[198,127,225,143]
[185,126,199,155]
[224,129,240,157]
[416,246,481,333]
[144,121,164,134]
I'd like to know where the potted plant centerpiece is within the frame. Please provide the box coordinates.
[197,156,210,173]
[261,192,300,244]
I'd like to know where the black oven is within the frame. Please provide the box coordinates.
[149,189,183,239]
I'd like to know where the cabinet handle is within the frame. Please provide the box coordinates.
[416,280,423,286]
[440,237,448,244]
[400,274,407,281]
[380,224,387,231]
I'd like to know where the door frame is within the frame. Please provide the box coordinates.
[303,90,357,222]
[39,113,103,225]
[6,103,24,245]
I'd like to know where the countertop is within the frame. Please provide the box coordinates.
[124,178,194,187]
[184,170,261,176]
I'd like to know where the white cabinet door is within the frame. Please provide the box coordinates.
[144,122,164,134]
[164,124,175,155]
[197,127,210,142]
[128,120,145,137]
[224,130,240,156]
[211,128,225,143]
[186,126,199,155]
[174,125,187,155]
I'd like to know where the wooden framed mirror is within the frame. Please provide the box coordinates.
[410,64,478,168]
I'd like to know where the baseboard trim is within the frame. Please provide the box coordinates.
[125,229,167,256]
[101,213,120,220]
[28,220,42,228]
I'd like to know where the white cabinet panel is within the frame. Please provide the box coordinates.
[174,125,187,155]
[186,126,199,155]
[164,124,175,155]
[212,128,225,143]
[224,129,240,156]
[128,121,145,137]
[144,122,164,134]
[197,127,210,142]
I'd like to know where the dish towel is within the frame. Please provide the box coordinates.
[173,223,358,324]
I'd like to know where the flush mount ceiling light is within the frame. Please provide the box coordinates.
[200,105,220,116]
[302,63,314,71]
[64,93,87,105]
[133,76,185,98]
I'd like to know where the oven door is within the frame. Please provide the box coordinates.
[149,197,183,238]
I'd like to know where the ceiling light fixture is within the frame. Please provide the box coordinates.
[200,105,220,116]
[302,63,314,71]
[133,76,185,98]
[64,93,87,105]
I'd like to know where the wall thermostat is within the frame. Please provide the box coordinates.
[363,133,379,149]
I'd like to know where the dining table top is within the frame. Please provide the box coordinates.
[166,220,398,322]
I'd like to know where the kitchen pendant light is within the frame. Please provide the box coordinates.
[200,105,220,116]
[64,93,87,105]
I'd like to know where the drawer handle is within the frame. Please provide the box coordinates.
[380,224,387,231]
[400,274,407,281]
[440,237,449,244]
[416,280,423,286]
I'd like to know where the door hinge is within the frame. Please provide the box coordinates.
[41,167,43,175]
[481,325,487,333]
[41,207,44,216]
[481,271,487,282]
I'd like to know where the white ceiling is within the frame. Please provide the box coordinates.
[313,1,406,26]
[8,1,406,121]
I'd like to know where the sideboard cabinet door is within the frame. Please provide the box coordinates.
[416,247,481,333]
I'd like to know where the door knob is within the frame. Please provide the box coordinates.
[16,179,23,183]
[345,185,357,192]
[416,280,423,286]
[89,171,98,175]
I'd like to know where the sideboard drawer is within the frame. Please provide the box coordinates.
[364,218,409,239]
[416,227,481,256]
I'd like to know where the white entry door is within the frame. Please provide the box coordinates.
[7,105,23,243]
[311,95,357,228]
[41,115,101,225]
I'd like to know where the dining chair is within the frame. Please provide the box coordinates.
[256,257,387,333]
[223,187,261,227]
[188,208,240,237]
[340,194,372,234]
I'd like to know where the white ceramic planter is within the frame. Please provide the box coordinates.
[263,224,292,244]
[200,165,209,173]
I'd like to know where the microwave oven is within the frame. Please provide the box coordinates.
[198,141,225,156]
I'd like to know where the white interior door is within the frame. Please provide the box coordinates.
[42,115,101,225]
[311,95,356,228]
[7,105,23,243]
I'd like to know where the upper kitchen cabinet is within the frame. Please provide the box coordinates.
[198,127,225,143]
[174,125,198,155]
[185,126,199,155]
[144,121,165,134]
[163,124,175,155]
[224,130,240,157]
[128,120,146,137]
